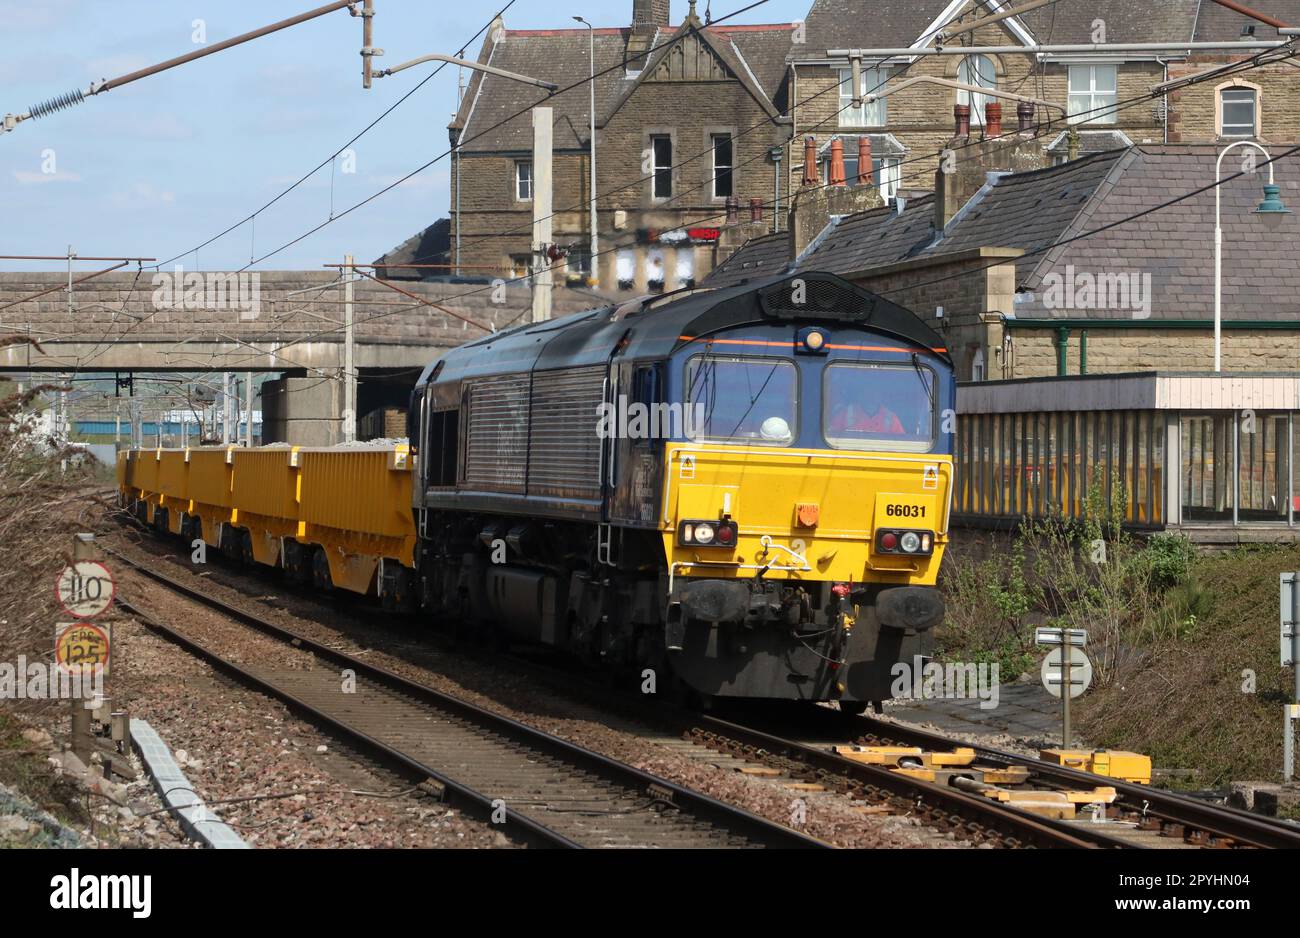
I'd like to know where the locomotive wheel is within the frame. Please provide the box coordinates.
[838,701,870,717]
[241,530,255,566]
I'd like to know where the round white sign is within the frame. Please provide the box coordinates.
[1041,646,1093,699]
[55,561,115,619]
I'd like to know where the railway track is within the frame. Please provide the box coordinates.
[102,527,1126,849]
[102,507,1300,850]
[846,715,1300,850]
[105,546,826,849]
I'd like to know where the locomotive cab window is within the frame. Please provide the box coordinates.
[684,355,797,446]
[823,361,936,452]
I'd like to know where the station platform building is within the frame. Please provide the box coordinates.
[953,372,1300,544]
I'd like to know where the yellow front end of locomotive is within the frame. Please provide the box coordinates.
[660,443,952,587]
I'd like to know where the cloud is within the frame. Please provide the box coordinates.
[11,170,83,184]
[104,181,176,209]
[120,113,195,141]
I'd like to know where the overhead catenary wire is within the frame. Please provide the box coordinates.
[41,4,1293,388]
[152,0,522,269]
[224,0,777,272]
[233,45,1300,363]
[63,42,1297,387]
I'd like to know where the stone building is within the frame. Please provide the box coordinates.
[1166,0,1300,145]
[445,0,791,292]
[785,0,1297,200]
[709,134,1300,384]
[407,0,1295,295]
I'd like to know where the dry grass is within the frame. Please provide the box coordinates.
[0,381,99,715]
[1080,544,1300,786]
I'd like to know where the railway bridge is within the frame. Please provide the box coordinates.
[0,269,599,444]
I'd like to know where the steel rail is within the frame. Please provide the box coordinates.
[679,713,1129,849]
[105,545,828,849]
[103,519,1121,849]
[854,716,1300,850]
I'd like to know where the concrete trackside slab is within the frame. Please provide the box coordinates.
[130,718,249,849]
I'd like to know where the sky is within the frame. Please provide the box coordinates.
[1,0,811,276]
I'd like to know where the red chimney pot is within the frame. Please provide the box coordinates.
[829,138,847,187]
[857,136,873,186]
[984,102,1002,137]
[954,104,971,138]
[802,136,819,186]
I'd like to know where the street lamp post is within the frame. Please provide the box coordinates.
[574,16,598,286]
[1214,141,1290,372]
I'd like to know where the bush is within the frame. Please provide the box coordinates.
[1144,533,1197,591]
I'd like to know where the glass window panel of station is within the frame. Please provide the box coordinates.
[1237,412,1290,522]
[1181,414,1234,522]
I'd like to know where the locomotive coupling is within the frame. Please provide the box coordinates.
[874,587,945,632]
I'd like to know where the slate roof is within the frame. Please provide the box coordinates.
[795,0,957,55]
[791,0,1294,57]
[1193,0,1299,40]
[705,145,1300,322]
[936,150,1127,284]
[703,231,792,288]
[453,20,792,154]
[801,194,936,272]
[1016,144,1300,321]
[373,219,450,280]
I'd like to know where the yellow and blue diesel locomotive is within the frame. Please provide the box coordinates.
[119,271,954,711]
[408,271,954,710]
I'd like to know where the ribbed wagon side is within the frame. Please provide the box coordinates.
[295,444,417,596]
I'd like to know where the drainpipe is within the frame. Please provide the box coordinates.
[1079,330,1088,375]
[1055,326,1069,376]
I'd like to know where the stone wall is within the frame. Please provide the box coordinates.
[1167,56,1300,144]
[451,34,789,289]
[1008,327,1300,377]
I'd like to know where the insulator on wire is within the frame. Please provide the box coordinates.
[27,88,86,120]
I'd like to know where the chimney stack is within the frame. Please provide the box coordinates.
[628,0,671,62]
[801,136,819,186]
[984,102,1002,138]
[1017,101,1035,134]
[725,195,739,225]
[857,136,873,186]
[954,104,971,139]
[829,138,846,187]
[749,198,763,222]
[632,0,670,28]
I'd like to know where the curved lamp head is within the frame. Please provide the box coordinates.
[1255,183,1291,230]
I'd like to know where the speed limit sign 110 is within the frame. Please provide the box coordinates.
[55,561,115,619]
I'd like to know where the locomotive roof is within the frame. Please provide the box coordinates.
[416,271,950,386]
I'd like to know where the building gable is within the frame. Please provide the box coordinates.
[646,29,733,82]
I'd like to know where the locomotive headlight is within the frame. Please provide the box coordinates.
[693,523,715,544]
[796,326,829,355]
[899,532,921,553]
